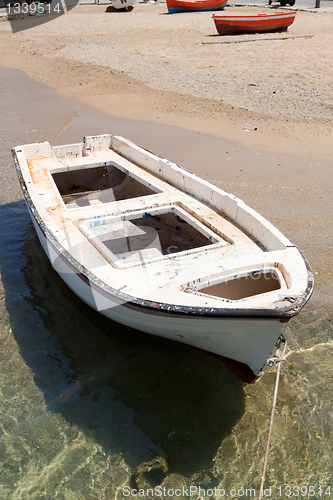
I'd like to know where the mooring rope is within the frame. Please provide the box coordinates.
[258,338,287,500]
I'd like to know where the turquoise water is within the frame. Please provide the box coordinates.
[1,67,332,499]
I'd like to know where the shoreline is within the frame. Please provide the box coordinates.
[0,4,333,305]
[1,51,332,164]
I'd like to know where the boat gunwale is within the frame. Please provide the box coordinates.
[12,146,314,320]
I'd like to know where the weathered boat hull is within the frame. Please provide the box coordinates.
[167,0,227,14]
[213,11,297,35]
[27,203,286,383]
[13,134,313,383]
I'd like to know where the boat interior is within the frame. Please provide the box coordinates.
[185,268,282,301]
[15,134,306,306]
[52,161,161,208]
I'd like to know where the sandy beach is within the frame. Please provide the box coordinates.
[0,3,333,305]
[1,3,333,159]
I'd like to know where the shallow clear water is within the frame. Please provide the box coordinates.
[0,67,332,500]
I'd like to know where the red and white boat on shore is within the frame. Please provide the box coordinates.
[13,134,313,383]
[213,11,297,35]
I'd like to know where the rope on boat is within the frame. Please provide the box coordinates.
[258,336,287,500]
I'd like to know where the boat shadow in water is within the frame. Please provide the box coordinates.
[1,201,246,481]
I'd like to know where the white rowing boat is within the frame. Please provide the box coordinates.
[13,135,313,382]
